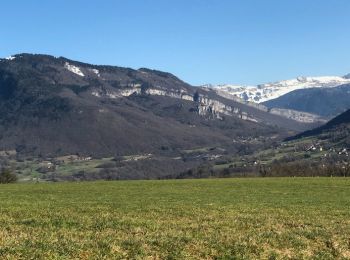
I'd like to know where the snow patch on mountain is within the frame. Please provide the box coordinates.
[5,56,16,61]
[64,62,84,77]
[205,76,350,103]
[90,68,100,77]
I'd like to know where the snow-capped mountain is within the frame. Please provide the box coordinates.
[203,75,350,103]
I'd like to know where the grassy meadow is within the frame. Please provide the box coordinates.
[0,178,349,259]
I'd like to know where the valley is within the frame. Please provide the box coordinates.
[185,108,350,179]
[2,2,350,259]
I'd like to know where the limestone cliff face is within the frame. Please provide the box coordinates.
[269,108,326,123]
[90,86,259,123]
[196,96,257,122]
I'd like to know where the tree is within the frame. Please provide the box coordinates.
[193,91,200,102]
[0,168,17,184]
[259,165,268,177]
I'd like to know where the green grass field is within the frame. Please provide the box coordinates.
[0,178,349,259]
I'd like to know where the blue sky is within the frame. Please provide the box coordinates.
[1,0,350,85]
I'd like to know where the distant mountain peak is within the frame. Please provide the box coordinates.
[203,75,350,103]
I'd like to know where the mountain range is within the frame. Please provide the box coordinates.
[204,76,350,103]
[0,53,349,179]
[0,54,313,162]
[203,75,350,120]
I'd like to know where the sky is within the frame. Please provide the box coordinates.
[1,0,350,85]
